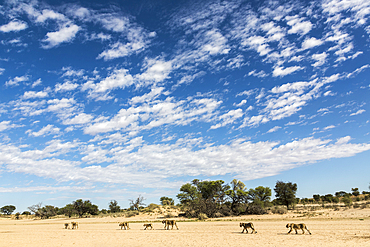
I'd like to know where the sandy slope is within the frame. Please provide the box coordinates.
[1,208,369,247]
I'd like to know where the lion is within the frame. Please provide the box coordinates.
[162,220,179,230]
[71,222,78,230]
[286,223,311,235]
[64,223,70,229]
[143,223,153,230]
[240,222,256,234]
[119,222,130,230]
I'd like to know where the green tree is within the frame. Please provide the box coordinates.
[248,186,272,206]
[37,205,58,219]
[73,199,99,217]
[160,196,175,206]
[313,194,321,202]
[177,182,199,205]
[225,179,248,214]
[351,188,360,196]
[27,203,58,219]
[177,179,230,217]
[341,195,353,207]
[108,200,121,213]
[335,191,348,197]
[274,181,297,209]
[0,205,16,215]
[322,194,335,203]
[60,204,76,218]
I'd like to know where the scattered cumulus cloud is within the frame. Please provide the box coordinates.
[26,124,60,137]
[41,24,80,49]
[5,75,29,87]
[350,109,365,116]
[0,20,28,32]
[272,66,303,77]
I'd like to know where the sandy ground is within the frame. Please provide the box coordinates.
[1,208,369,247]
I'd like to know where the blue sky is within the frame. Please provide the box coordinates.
[0,0,369,212]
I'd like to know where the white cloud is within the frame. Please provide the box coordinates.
[336,136,351,144]
[286,16,312,35]
[312,52,328,67]
[97,40,146,60]
[84,97,221,135]
[26,124,60,137]
[32,79,42,88]
[302,37,324,49]
[63,113,94,125]
[62,67,84,77]
[1,136,370,184]
[136,58,173,86]
[84,68,134,96]
[267,126,281,133]
[272,66,303,77]
[210,109,243,129]
[55,81,79,92]
[350,109,365,116]
[324,90,336,96]
[22,90,49,99]
[0,20,28,32]
[235,100,247,107]
[41,24,80,49]
[200,29,230,55]
[249,70,268,78]
[99,15,129,32]
[130,87,165,105]
[323,125,336,130]
[5,75,29,87]
[346,64,370,78]
[0,121,18,132]
[35,9,66,23]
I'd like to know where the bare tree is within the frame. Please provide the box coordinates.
[129,195,146,210]
[27,203,42,215]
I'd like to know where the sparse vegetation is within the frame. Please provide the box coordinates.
[3,181,369,220]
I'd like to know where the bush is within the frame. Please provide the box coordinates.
[147,203,160,211]
[245,204,267,215]
[164,213,175,218]
[341,196,353,207]
[125,211,139,217]
[198,213,208,220]
[353,203,361,209]
[213,212,224,218]
[272,207,287,214]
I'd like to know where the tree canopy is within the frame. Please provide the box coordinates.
[274,181,297,209]
[108,200,121,213]
[160,196,175,206]
[0,205,16,215]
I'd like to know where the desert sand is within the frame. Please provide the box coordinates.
[1,208,369,247]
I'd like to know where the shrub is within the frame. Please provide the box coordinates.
[272,207,287,214]
[125,211,139,217]
[164,213,175,218]
[341,196,353,207]
[213,212,224,218]
[198,213,208,220]
[147,203,160,211]
[245,204,267,215]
